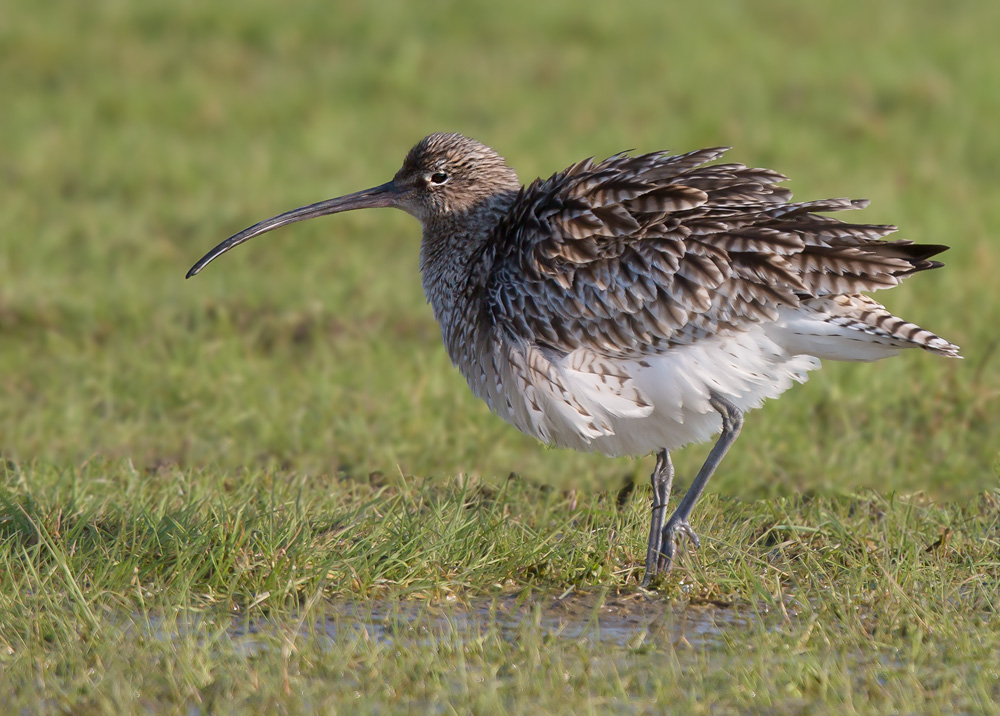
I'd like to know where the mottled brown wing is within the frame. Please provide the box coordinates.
[487,149,946,357]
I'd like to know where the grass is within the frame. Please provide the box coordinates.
[2,0,999,713]
[3,464,1000,713]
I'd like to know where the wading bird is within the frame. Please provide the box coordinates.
[188,133,960,585]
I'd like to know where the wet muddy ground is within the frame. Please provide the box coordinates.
[142,590,788,654]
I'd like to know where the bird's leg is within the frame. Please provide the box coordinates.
[642,450,674,586]
[654,393,744,576]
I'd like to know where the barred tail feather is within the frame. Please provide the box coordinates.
[773,296,961,361]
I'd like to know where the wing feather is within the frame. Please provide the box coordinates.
[487,148,947,358]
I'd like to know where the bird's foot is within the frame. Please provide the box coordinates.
[643,518,700,586]
[664,519,701,553]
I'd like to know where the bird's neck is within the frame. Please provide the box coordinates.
[418,193,516,370]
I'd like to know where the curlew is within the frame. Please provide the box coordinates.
[187,132,960,585]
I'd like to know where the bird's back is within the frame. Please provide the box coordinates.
[464,148,959,455]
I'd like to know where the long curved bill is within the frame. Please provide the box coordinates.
[186,181,400,278]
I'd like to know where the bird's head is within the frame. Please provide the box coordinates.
[186,132,519,278]
[390,132,520,222]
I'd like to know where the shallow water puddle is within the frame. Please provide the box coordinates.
[328,592,755,648]
[142,591,773,653]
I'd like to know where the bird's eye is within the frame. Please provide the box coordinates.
[429,172,449,185]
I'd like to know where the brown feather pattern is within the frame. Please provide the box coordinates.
[488,148,955,357]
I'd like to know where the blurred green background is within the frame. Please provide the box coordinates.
[1,0,996,497]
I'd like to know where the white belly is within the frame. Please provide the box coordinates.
[472,320,820,458]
